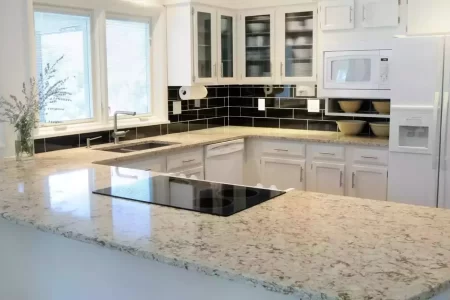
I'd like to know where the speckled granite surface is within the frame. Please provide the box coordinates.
[2,127,450,300]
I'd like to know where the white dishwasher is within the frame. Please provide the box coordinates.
[205,139,244,185]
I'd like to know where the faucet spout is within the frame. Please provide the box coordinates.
[112,111,137,144]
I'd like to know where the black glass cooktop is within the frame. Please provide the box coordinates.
[93,176,285,217]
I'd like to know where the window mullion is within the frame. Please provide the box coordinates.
[93,9,109,125]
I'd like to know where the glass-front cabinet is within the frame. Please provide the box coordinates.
[276,5,317,83]
[218,10,237,83]
[239,9,275,83]
[193,6,217,84]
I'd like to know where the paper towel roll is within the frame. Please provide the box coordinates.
[179,85,208,100]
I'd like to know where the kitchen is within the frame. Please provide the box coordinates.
[1,0,450,299]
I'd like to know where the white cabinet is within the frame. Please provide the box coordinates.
[261,157,305,190]
[276,4,317,83]
[319,0,355,31]
[239,8,275,84]
[166,148,203,172]
[167,4,237,86]
[361,0,399,28]
[349,165,388,200]
[310,162,345,195]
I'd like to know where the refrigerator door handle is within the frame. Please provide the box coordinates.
[432,92,442,170]
[442,92,450,171]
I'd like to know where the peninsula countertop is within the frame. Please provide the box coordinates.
[2,127,450,300]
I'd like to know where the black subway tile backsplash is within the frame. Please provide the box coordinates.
[241,107,266,118]
[266,108,294,119]
[229,117,253,127]
[45,135,80,153]
[308,120,338,132]
[80,131,111,147]
[254,118,279,128]
[137,125,161,139]
[280,119,308,130]
[208,117,226,128]
[34,139,46,154]
[188,120,208,132]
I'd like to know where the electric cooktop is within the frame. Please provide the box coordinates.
[93,176,285,217]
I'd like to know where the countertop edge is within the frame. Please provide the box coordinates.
[0,212,342,300]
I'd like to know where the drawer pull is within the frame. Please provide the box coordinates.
[274,149,289,152]
[339,171,343,187]
[300,166,303,183]
[362,156,378,160]
[320,152,335,156]
[182,159,196,163]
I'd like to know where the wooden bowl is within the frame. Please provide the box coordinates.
[370,122,390,137]
[373,101,391,115]
[336,120,366,136]
[338,100,363,113]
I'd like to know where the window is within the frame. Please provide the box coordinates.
[34,11,93,123]
[106,18,151,116]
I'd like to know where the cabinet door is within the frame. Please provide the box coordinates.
[261,157,305,191]
[311,162,345,195]
[174,166,205,180]
[276,4,316,83]
[193,6,217,84]
[239,9,275,84]
[361,0,399,28]
[218,9,237,83]
[319,0,355,31]
[349,165,388,200]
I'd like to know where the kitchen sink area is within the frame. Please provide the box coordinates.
[97,141,180,153]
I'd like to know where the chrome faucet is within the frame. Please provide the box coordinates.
[112,111,136,144]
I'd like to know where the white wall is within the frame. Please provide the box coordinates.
[163,0,315,9]
[0,0,33,158]
[407,0,450,35]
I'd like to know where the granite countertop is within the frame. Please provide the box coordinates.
[3,127,450,300]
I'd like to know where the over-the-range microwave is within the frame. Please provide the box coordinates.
[323,49,391,91]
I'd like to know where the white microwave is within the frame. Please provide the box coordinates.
[323,50,391,90]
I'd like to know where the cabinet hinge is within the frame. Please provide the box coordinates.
[191,7,194,15]
[387,171,389,178]
[192,75,195,82]
[398,16,400,24]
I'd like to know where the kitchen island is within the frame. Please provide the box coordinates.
[1,127,450,300]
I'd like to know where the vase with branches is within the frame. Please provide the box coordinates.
[0,56,71,161]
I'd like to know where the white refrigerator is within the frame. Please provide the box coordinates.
[388,35,450,208]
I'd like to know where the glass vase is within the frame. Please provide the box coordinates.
[15,130,34,161]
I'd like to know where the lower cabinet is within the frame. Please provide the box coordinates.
[114,156,167,172]
[348,165,388,201]
[260,157,305,191]
[310,161,345,196]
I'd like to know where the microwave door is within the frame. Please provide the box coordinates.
[324,51,380,90]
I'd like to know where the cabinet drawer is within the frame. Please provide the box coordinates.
[353,148,388,166]
[262,140,306,157]
[167,148,203,171]
[309,144,345,161]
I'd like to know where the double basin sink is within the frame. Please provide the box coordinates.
[98,141,180,154]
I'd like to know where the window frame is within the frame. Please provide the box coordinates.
[103,13,153,120]
[31,3,168,139]
[33,5,97,127]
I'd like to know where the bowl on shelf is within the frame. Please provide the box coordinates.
[336,120,367,136]
[247,23,265,32]
[304,18,314,30]
[292,48,312,59]
[370,122,390,137]
[338,100,363,113]
[286,20,304,31]
[372,101,391,115]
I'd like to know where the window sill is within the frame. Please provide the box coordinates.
[34,118,170,139]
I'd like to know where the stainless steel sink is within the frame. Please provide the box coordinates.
[97,142,180,153]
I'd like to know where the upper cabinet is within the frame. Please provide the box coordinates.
[167,4,237,86]
[319,0,355,31]
[239,9,275,84]
[361,0,399,28]
[239,5,317,84]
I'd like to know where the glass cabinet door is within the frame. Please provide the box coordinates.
[196,11,213,79]
[245,14,271,78]
[284,11,314,78]
[220,15,234,79]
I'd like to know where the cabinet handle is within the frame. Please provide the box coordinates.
[362,156,378,160]
[349,6,353,23]
[340,171,343,187]
[213,63,217,77]
[320,152,335,156]
[280,62,283,77]
[300,166,303,183]
[352,172,355,188]
[274,149,288,152]
[182,159,195,163]
[221,62,224,77]
[362,5,366,21]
